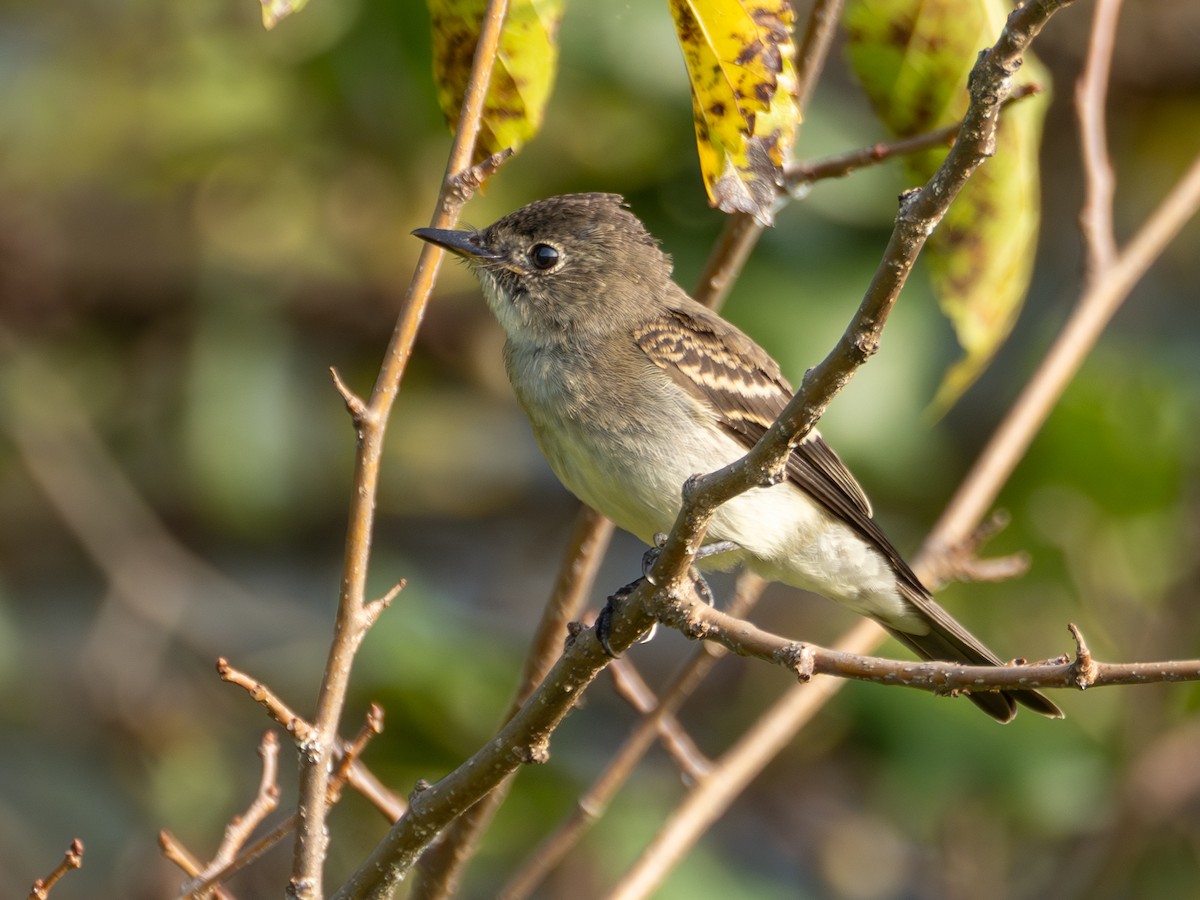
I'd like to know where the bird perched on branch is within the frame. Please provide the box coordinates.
[415,192,1061,723]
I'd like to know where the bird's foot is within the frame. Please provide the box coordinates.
[642,535,740,581]
[595,577,653,659]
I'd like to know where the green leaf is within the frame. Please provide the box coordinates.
[428,0,564,163]
[670,0,801,226]
[845,0,1050,412]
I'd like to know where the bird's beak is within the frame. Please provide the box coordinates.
[412,227,497,262]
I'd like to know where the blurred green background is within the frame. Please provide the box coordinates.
[2,1,1199,897]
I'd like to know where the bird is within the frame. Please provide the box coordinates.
[413,192,1061,722]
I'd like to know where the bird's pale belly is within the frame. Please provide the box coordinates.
[526,408,913,627]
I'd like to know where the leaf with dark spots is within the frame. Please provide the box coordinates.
[429,0,564,163]
[845,0,1051,412]
[669,0,800,226]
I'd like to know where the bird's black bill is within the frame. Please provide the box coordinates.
[412,227,496,261]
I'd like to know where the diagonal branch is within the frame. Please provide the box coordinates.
[1076,0,1124,277]
[290,0,512,894]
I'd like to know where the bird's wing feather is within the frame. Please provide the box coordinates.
[632,305,921,592]
[632,305,1063,720]
[633,307,870,514]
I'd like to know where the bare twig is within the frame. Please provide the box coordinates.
[497,572,767,900]
[209,733,283,871]
[292,0,511,893]
[219,658,308,735]
[333,582,663,900]
[662,599,1200,694]
[606,657,713,780]
[329,704,386,805]
[160,833,210,883]
[168,734,283,900]
[793,0,846,113]
[921,510,1030,589]
[784,83,1040,189]
[607,618,880,900]
[28,840,84,900]
[923,148,1200,553]
[219,659,404,820]
[182,707,391,900]
[1076,0,1123,276]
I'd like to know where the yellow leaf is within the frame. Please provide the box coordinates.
[845,0,1051,412]
[670,0,801,225]
[260,0,310,30]
[428,0,564,164]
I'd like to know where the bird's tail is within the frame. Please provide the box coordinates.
[888,586,1064,723]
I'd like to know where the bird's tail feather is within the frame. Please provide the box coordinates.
[886,588,1064,722]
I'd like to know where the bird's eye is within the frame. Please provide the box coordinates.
[529,243,560,270]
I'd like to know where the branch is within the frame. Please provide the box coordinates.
[180,706,390,900]
[333,585,661,899]
[292,0,512,893]
[496,572,767,900]
[28,840,84,900]
[784,82,1040,189]
[166,732,282,900]
[1076,0,1123,277]
[410,509,615,898]
[923,148,1200,553]
[663,598,1200,695]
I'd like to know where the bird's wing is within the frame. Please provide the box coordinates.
[632,305,878,531]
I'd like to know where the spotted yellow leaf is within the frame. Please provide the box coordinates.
[845,0,1050,412]
[429,0,563,163]
[670,0,800,226]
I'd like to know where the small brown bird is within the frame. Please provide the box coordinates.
[415,193,1061,722]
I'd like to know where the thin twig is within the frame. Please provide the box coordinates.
[606,618,881,900]
[1076,0,1123,277]
[183,707,391,900]
[332,580,664,899]
[784,83,1040,189]
[662,601,1200,693]
[606,657,713,780]
[923,149,1200,554]
[219,659,404,820]
[169,734,283,900]
[293,0,511,894]
[28,840,84,900]
[210,733,282,871]
[497,572,766,900]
